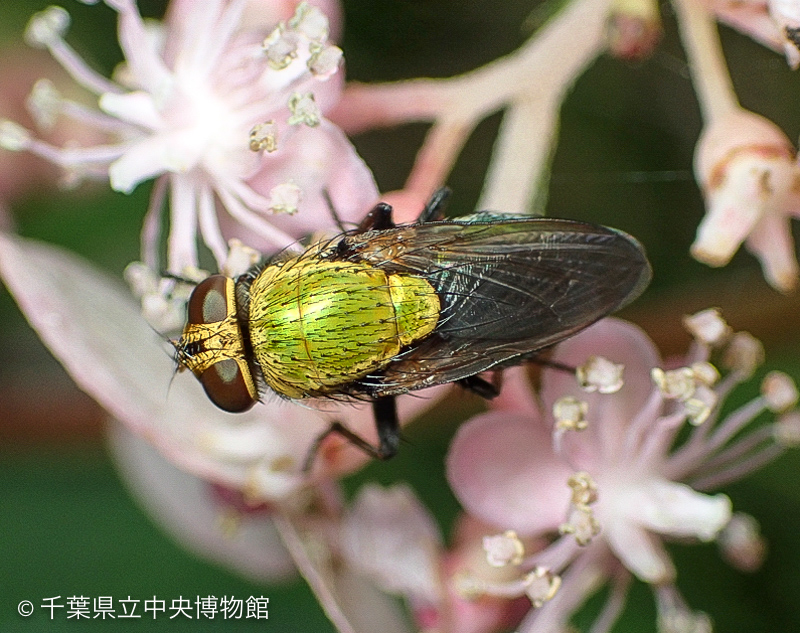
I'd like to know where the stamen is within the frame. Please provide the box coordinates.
[26,79,62,130]
[559,473,600,545]
[773,411,800,446]
[657,607,712,633]
[655,585,713,633]
[289,3,330,42]
[761,371,798,412]
[553,396,588,431]
[652,367,696,400]
[124,261,158,297]
[263,27,300,70]
[167,174,200,273]
[689,361,719,387]
[26,6,120,96]
[197,181,227,267]
[452,570,535,601]
[141,175,168,269]
[717,512,766,572]
[483,530,525,567]
[249,120,278,152]
[213,178,304,251]
[684,384,717,426]
[527,532,582,571]
[691,444,784,490]
[589,571,632,633]
[705,397,767,453]
[559,504,601,546]
[0,120,32,151]
[308,44,343,79]
[124,262,202,332]
[452,571,486,600]
[576,355,624,394]
[523,567,561,608]
[288,92,321,127]
[683,308,731,346]
[25,6,70,49]
[567,471,598,506]
[722,331,764,378]
[223,239,260,278]
[268,182,303,215]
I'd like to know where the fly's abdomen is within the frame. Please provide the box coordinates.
[248,258,439,398]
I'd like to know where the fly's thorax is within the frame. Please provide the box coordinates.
[246,257,440,399]
[176,275,258,412]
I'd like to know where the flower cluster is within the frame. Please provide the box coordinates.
[0,0,377,286]
[0,1,799,632]
[436,311,795,632]
[335,311,795,633]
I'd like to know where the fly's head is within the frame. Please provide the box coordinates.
[174,274,258,412]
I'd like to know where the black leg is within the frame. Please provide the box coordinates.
[351,187,452,236]
[302,396,401,471]
[417,187,452,223]
[356,202,395,233]
[457,374,500,399]
[530,354,575,374]
[372,396,400,459]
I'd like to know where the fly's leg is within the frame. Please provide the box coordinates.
[534,357,576,374]
[334,202,395,259]
[353,186,453,236]
[457,374,500,399]
[372,395,400,458]
[355,202,395,233]
[357,186,452,231]
[522,350,576,375]
[417,187,452,223]
[322,190,396,233]
[457,357,576,401]
[302,396,400,472]
[337,186,452,243]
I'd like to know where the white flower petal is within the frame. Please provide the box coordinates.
[274,513,415,633]
[341,484,442,601]
[0,233,332,499]
[99,90,164,129]
[633,480,732,542]
[603,521,676,583]
[108,421,296,583]
[109,136,178,193]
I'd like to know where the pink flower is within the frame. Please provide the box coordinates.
[0,45,108,229]
[702,0,800,68]
[108,420,297,582]
[0,0,378,274]
[339,484,530,633]
[691,107,800,293]
[445,315,798,632]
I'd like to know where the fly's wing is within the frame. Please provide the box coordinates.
[338,217,651,396]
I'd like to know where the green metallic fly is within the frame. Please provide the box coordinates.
[175,189,651,462]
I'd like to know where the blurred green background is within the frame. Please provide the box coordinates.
[2,0,800,631]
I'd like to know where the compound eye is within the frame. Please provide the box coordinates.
[187,275,233,325]
[200,359,257,412]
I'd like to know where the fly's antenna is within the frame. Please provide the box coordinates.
[161,271,201,285]
[322,188,348,233]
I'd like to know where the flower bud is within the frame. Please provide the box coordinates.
[691,108,800,292]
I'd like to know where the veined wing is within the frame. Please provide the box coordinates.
[337,217,651,396]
